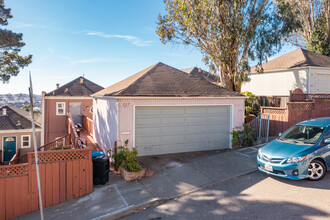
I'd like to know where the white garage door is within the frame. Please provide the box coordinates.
[316,74,330,93]
[135,106,231,156]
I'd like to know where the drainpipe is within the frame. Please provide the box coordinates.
[307,67,311,93]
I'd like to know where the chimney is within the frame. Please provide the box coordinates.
[2,108,6,115]
[198,68,202,73]
[80,77,84,85]
[56,83,60,89]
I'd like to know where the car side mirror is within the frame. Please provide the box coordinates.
[324,138,330,144]
[278,133,282,137]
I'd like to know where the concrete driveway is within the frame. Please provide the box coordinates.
[122,171,330,220]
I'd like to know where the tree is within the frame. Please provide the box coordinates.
[0,0,32,83]
[22,104,41,116]
[276,0,330,56]
[156,0,295,92]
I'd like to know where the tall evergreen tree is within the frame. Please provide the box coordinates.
[0,0,32,83]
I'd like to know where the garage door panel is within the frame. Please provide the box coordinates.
[136,107,160,116]
[316,74,330,93]
[185,125,207,134]
[135,117,161,126]
[135,127,161,136]
[185,116,206,125]
[162,107,185,115]
[138,145,161,156]
[135,136,160,145]
[162,126,185,135]
[207,106,229,114]
[207,115,228,123]
[185,107,207,115]
[161,117,185,125]
[207,124,229,131]
[135,106,230,156]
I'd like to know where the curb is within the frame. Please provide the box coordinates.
[96,169,259,220]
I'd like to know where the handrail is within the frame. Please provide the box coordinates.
[37,133,71,151]
[67,112,79,148]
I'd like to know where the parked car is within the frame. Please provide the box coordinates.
[257,117,330,181]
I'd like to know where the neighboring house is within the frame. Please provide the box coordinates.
[241,48,330,106]
[0,105,41,163]
[92,62,245,156]
[42,76,103,145]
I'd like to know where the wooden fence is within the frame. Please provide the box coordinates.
[82,115,93,136]
[0,149,93,220]
[262,92,330,136]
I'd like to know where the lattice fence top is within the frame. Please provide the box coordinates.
[262,108,287,115]
[288,102,314,111]
[0,164,28,178]
[31,149,91,164]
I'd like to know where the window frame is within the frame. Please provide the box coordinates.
[21,135,31,148]
[56,102,66,116]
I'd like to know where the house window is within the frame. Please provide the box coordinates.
[21,135,31,148]
[56,102,66,115]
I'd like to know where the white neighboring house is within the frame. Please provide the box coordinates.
[242,49,330,100]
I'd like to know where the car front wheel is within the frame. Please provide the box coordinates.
[308,159,326,181]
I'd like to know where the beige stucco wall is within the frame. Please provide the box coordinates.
[241,69,308,96]
[0,129,41,162]
[116,97,245,149]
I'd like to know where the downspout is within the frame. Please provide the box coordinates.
[307,67,311,93]
[41,91,45,146]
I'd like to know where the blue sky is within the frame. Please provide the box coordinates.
[0,0,297,95]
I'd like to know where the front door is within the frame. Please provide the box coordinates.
[69,102,82,125]
[3,136,16,162]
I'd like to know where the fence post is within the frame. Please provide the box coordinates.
[258,114,262,138]
[266,114,270,142]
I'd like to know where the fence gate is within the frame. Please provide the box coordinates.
[248,114,270,142]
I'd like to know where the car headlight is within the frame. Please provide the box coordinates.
[287,156,306,163]
[258,148,262,157]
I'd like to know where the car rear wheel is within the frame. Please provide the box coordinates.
[308,159,326,181]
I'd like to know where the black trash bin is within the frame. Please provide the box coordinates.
[92,155,110,185]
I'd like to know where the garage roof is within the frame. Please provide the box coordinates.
[251,48,330,72]
[0,105,41,130]
[93,62,243,97]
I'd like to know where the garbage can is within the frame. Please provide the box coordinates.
[92,155,109,185]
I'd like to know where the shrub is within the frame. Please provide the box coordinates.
[241,91,260,116]
[232,124,255,147]
[111,146,140,172]
[50,143,72,150]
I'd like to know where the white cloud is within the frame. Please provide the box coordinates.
[84,30,153,47]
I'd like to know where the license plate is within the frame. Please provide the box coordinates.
[264,164,273,172]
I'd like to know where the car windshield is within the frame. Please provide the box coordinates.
[279,125,325,144]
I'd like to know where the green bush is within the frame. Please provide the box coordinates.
[241,91,260,116]
[111,146,141,172]
[232,124,255,147]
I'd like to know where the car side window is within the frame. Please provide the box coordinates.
[321,128,330,145]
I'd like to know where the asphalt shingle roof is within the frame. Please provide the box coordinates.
[0,105,41,130]
[252,48,330,72]
[46,76,104,96]
[94,62,243,97]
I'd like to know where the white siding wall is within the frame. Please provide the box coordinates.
[309,67,330,93]
[241,69,308,96]
[93,97,118,152]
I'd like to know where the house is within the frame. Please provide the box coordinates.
[92,62,245,156]
[241,48,330,106]
[42,76,103,145]
[0,105,41,163]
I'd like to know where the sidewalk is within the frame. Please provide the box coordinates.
[15,146,260,220]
